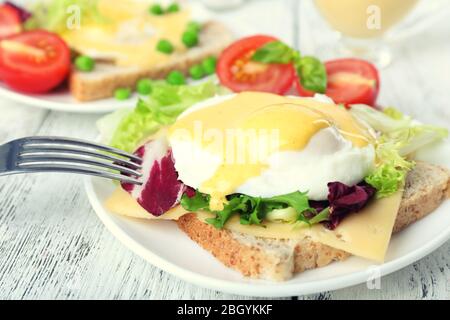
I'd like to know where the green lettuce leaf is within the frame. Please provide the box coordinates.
[350,104,411,133]
[381,125,448,157]
[365,142,415,198]
[180,192,210,212]
[352,104,448,197]
[383,107,405,120]
[181,191,316,229]
[97,81,220,152]
[263,191,312,223]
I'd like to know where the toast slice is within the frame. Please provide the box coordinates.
[177,162,450,281]
[70,21,233,102]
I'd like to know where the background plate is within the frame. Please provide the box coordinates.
[0,84,137,114]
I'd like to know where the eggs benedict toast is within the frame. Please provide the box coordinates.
[24,0,233,101]
[103,91,449,281]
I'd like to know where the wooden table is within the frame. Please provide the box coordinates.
[0,0,449,299]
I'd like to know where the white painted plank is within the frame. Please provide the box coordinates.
[0,98,48,143]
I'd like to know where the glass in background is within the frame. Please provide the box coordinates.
[311,0,450,67]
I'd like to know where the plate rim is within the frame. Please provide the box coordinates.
[84,176,450,297]
[0,83,136,114]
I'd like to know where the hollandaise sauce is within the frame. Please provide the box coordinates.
[61,0,190,68]
[169,92,372,210]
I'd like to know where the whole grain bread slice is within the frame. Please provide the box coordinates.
[177,161,450,281]
[70,21,233,101]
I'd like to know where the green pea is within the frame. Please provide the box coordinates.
[136,79,152,95]
[182,30,198,48]
[166,3,180,13]
[149,4,164,15]
[202,56,217,75]
[186,21,201,33]
[115,88,131,100]
[166,71,186,85]
[156,39,174,54]
[74,55,95,72]
[189,64,205,80]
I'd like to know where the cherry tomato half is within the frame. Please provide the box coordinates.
[0,30,71,93]
[296,58,380,106]
[0,4,22,40]
[217,35,295,94]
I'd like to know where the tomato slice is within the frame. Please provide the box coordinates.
[217,35,295,94]
[0,4,22,39]
[296,58,380,106]
[0,30,71,93]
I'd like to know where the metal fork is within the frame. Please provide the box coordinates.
[0,136,142,185]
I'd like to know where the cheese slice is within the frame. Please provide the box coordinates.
[105,187,187,220]
[105,188,403,262]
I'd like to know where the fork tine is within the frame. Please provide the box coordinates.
[23,137,142,162]
[18,158,142,177]
[16,166,142,185]
[19,148,142,170]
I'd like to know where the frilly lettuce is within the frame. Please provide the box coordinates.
[351,104,448,198]
[181,190,314,229]
[97,81,222,152]
[365,142,415,198]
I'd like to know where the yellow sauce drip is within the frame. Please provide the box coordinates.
[169,92,372,210]
[61,0,190,68]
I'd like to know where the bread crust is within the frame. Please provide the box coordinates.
[69,21,233,101]
[176,162,450,280]
[394,162,450,232]
[177,214,350,281]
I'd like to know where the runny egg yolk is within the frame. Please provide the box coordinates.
[169,92,373,210]
[61,0,190,68]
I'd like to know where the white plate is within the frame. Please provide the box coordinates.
[84,161,450,297]
[0,83,138,114]
[0,2,222,114]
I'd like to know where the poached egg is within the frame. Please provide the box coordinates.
[61,0,190,68]
[168,92,376,210]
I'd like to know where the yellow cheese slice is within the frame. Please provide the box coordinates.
[105,188,402,262]
[105,187,188,220]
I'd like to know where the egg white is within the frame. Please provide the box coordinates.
[170,94,376,201]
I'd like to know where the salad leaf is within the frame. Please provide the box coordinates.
[180,192,210,212]
[265,207,298,223]
[263,191,312,224]
[26,0,105,32]
[365,143,414,198]
[97,81,220,152]
[352,104,448,198]
[5,2,32,22]
[351,103,448,156]
[251,41,298,64]
[383,107,405,120]
[206,197,249,229]
[251,40,326,93]
[181,190,315,229]
[381,125,448,157]
[350,104,411,133]
[295,56,327,94]
[325,182,376,229]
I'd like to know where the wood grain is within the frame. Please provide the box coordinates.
[0,0,448,299]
